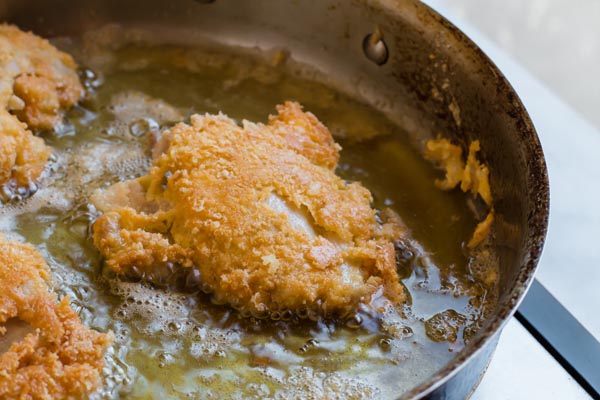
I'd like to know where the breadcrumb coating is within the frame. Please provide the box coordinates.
[92,101,407,317]
[468,208,494,249]
[0,24,83,189]
[425,136,494,248]
[424,136,464,192]
[0,235,113,400]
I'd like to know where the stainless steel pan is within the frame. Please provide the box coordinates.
[1,0,549,398]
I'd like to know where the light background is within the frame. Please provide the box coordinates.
[425,0,600,131]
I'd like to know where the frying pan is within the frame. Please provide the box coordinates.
[0,0,549,398]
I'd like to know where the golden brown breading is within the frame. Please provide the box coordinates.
[468,208,494,248]
[0,235,113,400]
[425,137,492,207]
[0,110,51,190]
[92,101,407,317]
[425,136,494,248]
[0,24,83,189]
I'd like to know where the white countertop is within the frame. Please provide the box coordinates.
[423,1,600,398]
[473,319,590,400]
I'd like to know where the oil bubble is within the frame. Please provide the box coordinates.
[346,314,363,329]
[129,118,159,137]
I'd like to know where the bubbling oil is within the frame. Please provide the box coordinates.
[0,32,497,399]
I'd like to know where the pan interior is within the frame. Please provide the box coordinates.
[0,28,498,399]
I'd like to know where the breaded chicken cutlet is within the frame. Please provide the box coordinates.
[0,235,113,399]
[0,24,83,191]
[92,102,407,318]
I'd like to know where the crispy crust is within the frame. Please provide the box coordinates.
[425,137,492,206]
[92,101,407,317]
[468,208,494,248]
[424,136,464,192]
[0,110,50,189]
[0,24,83,188]
[0,235,113,400]
[425,136,494,248]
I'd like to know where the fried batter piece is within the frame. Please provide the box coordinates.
[425,136,494,248]
[0,235,113,399]
[0,24,83,189]
[92,101,407,317]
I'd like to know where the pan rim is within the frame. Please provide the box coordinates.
[389,1,550,398]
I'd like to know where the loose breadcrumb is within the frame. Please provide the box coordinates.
[425,136,494,247]
[92,101,407,317]
[462,141,492,207]
[0,24,83,189]
[468,208,494,249]
[0,235,113,400]
[424,136,464,191]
